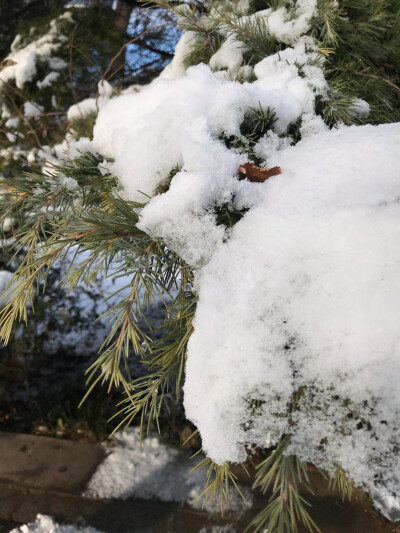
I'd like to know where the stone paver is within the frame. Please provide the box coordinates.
[0,432,105,493]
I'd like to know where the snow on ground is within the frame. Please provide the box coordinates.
[10,515,103,533]
[85,427,253,514]
[11,515,236,533]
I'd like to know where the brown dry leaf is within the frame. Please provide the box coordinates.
[238,162,281,183]
[0,59,17,71]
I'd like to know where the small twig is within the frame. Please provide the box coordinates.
[336,66,400,94]
[2,88,42,149]
[102,24,171,82]
[68,43,103,76]
[115,276,141,350]
[107,61,129,82]
[68,25,82,118]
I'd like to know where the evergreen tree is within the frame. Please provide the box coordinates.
[1,1,400,532]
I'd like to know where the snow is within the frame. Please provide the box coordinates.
[37,71,60,89]
[0,270,13,307]
[92,54,325,265]
[5,117,20,129]
[184,123,400,496]
[159,31,198,80]
[97,79,113,99]
[66,81,113,121]
[258,0,317,45]
[85,427,253,513]
[67,99,97,121]
[6,133,17,143]
[10,515,103,533]
[373,487,400,522]
[88,69,400,520]
[349,98,370,119]
[24,102,44,118]
[210,35,246,75]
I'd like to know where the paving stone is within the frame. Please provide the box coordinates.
[0,432,105,493]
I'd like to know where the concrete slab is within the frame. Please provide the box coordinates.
[0,432,105,493]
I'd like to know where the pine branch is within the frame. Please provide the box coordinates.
[248,436,321,533]
[191,457,249,517]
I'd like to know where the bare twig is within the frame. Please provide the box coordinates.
[336,66,400,94]
[2,87,42,149]
[67,43,103,77]
[102,24,171,82]
[67,25,82,118]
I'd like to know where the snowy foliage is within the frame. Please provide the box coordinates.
[0,13,70,90]
[1,0,400,527]
[72,0,400,517]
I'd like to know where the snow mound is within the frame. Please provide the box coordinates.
[85,428,253,514]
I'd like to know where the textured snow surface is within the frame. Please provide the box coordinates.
[87,43,400,517]
[257,0,317,45]
[10,515,103,533]
[183,123,400,518]
[85,428,253,513]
